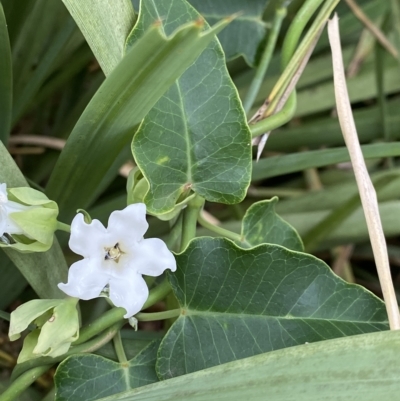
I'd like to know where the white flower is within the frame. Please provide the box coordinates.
[58,204,176,318]
[0,183,29,237]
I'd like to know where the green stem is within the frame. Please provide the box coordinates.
[74,277,171,346]
[180,195,205,251]
[249,0,325,136]
[243,6,287,114]
[266,0,339,116]
[142,277,172,309]
[250,93,296,137]
[73,307,126,346]
[113,331,128,364]
[0,365,52,401]
[56,221,71,233]
[281,0,325,67]
[10,322,123,384]
[165,212,183,251]
[0,310,10,321]
[197,212,242,243]
[136,308,181,322]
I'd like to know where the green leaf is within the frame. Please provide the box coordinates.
[241,197,303,251]
[0,4,12,144]
[46,16,232,222]
[11,0,73,123]
[0,252,26,310]
[302,173,400,251]
[95,331,164,362]
[188,0,268,66]
[54,341,160,401]
[252,142,400,181]
[130,0,252,216]
[157,237,387,379]
[61,0,135,76]
[90,330,400,401]
[12,18,77,123]
[0,142,67,299]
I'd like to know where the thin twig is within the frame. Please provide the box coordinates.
[8,135,66,150]
[8,135,134,178]
[328,14,400,330]
[345,0,398,59]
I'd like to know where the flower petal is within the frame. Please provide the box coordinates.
[58,259,108,300]
[109,272,149,318]
[0,208,7,236]
[107,204,148,249]
[134,238,176,276]
[69,214,107,257]
[0,183,8,204]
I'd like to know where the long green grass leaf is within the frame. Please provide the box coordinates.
[0,4,12,144]
[252,142,400,181]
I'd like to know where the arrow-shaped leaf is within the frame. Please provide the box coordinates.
[157,237,388,378]
[130,0,252,216]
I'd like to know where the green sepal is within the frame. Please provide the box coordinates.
[18,330,40,364]
[2,187,59,252]
[34,298,80,358]
[9,299,62,341]
[9,298,79,363]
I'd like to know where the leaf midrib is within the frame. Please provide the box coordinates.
[176,82,193,184]
[181,308,388,325]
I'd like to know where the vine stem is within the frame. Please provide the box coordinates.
[56,221,71,233]
[197,212,242,243]
[136,308,181,321]
[6,322,123,398]
[249,0,328,138]
[0,365,52,401]
[243,6,287,114]
[74,277,171,346]
[180,195,204,251]
[113,331,128,364]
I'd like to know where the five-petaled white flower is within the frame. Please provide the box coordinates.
[58,204,176,318]
[0,183,29,238]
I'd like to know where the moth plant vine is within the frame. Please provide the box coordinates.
[1,0,399,400]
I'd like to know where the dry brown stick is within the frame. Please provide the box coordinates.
[9,135,134,178]
[328,14,400,330]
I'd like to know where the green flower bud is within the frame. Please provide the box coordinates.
[9,298,79,363]
[0,184,58,252]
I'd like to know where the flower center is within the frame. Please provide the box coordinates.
[104,243,123,263]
